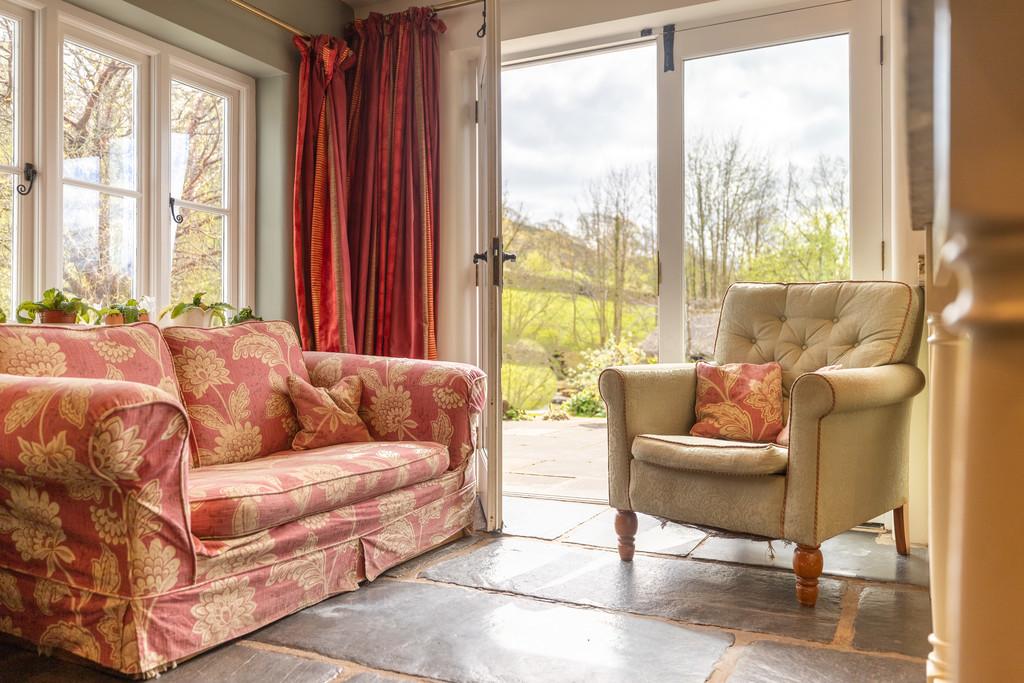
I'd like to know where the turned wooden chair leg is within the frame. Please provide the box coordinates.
[893,503,910,556]
[793,544,823,607]
[615,510,638,562]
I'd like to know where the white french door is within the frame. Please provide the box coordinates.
[478,0,886,524]
[477,0,503,532]
[662,0,885,360]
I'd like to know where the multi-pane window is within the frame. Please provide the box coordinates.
[61,41,139,305]
[0,14,17,316]
[170,80,228,303]
[0,0,253,318]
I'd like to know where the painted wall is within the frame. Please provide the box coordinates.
[67,0,356,323]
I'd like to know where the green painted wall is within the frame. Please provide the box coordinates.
[67,0,356,323]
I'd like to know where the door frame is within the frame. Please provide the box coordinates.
[478,0,888,526]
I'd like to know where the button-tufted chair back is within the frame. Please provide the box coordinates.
[713,281,923,393]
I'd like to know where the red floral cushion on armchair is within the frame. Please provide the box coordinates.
[162,321,308,466]
[0,322,180,395]
[689,361,784,443]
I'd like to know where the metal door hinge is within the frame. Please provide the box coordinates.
[881,240,886,271]
[474,100,479,123]
[879,35,884,65]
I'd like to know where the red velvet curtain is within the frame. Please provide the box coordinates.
[345,9,445,359]
[292,35,357,352]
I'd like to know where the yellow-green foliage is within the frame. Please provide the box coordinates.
[501,363,558,412]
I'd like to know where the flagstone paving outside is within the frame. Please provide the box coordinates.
[2,497,930,682]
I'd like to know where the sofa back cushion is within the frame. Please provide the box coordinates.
[0,322,180,395]
[714,281,922,394]
[162,321,308,466]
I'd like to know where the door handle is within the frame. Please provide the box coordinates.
[502,251,517,263]
[473,251,488,264]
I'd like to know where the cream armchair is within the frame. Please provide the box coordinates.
[599,281,925,606]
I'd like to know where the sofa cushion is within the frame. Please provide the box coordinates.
[633,434,788,476]
[163,321,308,465]
[288,374,371,449]
[0,322,179,395]
[188,440,450,538]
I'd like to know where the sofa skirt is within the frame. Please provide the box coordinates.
[0,470,476,678]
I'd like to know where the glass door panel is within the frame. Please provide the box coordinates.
[500,43,657,502]
[683,35,851,359]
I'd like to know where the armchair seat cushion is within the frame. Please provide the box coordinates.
[632,434,788,476]
[188,440,450,538]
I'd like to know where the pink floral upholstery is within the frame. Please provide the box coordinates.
[162,321,309,466]
[0,322,180,395]
[304,352,486,470]
[188,441,450,538]
[0,373,193,673]
[0,332,484,677]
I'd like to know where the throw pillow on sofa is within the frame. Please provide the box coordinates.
[689,361,784,443]
[287,374,372,449]
[0,322,180,395]
[162,321,308,466]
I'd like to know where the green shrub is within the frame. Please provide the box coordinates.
[565,389,605,417]
[502,363,557,412]
[566,338,653,399]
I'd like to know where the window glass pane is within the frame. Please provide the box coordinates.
[171,80,226,208]
[62,41,137,190]
[0,15,17,167]
[171,207,223,303]
[683,35,850,359]
[0,173,13,314]
[62,184,135,304]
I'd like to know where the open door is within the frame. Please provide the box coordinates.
[475,0,503,531]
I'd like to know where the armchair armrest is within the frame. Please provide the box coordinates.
[789,364,926,418]
[0,375,194,597]
[784,363,926,545]
[303,352,486,471]
[599,364,698,509]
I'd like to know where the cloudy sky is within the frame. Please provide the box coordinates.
[501,34,849,225]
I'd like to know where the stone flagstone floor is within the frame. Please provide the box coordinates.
[1,497,932,682]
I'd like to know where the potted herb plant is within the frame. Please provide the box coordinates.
[159,292,234,327]
[99,297,152,325]
[229,306,262,325]
[16,289,94,324]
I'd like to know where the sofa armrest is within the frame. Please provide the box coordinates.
[599,364,699,509]
[783,364,926,545]
[303,352,486,471]
[0,375,195,596]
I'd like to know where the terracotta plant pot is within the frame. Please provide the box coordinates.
[103,313,125,325]
[139,312,150,322]
[39,310,77,324]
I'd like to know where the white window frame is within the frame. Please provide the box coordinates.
[0,1,35,311]
[3,0,255,313]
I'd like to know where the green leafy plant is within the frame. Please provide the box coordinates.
[503,406,532,421]
[564,389,605,418]
[159,292,234,326]
[229,306,262,325]
[99,298,150,324]
[0,308,5,323]
[566,338,653,400]
[16,288,95,324]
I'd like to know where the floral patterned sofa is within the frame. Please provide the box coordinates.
[0,320,485,678]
